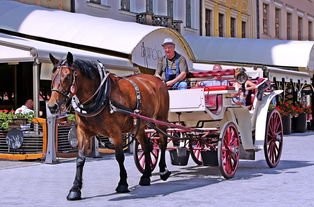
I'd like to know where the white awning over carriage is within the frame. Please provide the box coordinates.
[0,0,193,70]
[184,35,314,71]
[0,33,135,77]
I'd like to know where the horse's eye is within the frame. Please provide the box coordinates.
[65,75,71,81]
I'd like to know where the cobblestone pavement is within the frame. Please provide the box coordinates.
[1,132,314,207]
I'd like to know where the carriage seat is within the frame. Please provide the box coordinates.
[191,85,235,113]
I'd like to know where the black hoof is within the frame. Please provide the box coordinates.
[139,176,151,186]
[67,190,81,201]
[115,184,130,193]
[160,170,171,181]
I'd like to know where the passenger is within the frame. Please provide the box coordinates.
[15,99,34,114]
[202,64,227,86]
[155,38,188,90]
[231,69,256,105]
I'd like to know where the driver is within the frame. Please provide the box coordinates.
[155,38,188,90]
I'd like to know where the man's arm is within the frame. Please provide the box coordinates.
[166,72,186,87]
[155,57,163,80]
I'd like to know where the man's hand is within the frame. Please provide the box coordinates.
[166,80,175,87]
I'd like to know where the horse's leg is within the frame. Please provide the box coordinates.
[157,125,171,181]
[67,130,89,200]
[114,143,130,193]
[138,126,152,186]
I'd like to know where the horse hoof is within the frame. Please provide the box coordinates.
[139,177,151,186]
[67,190,81,201]
[115,185,130,193]
[160,170,171,181]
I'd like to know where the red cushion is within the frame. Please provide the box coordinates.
[191,86,235,91]
[188,69,235,78]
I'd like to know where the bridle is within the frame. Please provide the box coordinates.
[51,63,78,105]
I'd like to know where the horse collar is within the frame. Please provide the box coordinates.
[71,64,110,116]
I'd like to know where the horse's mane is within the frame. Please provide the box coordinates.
[73,59,99,79]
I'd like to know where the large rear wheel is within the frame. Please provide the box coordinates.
[264,109,283,168]
[218,122,240,179]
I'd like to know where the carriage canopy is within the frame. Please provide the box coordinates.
[0,0,194,70]
[184,34,314,71]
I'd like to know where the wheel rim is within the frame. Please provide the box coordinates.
[264,109,283,168]
[190,139,203,165]
[134,137,159,173]
[218,122,240,179]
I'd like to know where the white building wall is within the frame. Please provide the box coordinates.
[75,0,200,36]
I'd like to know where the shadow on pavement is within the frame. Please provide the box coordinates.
[81,158,314,201]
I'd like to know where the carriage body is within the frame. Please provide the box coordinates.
[135,68,284,178]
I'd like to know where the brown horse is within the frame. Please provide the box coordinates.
[48,52,171,200]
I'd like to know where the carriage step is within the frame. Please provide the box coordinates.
[246,145,263,152]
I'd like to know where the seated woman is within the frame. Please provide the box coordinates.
[231,80,256,105]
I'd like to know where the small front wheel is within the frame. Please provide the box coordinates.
[189,139,203,165]
[218,122,240,179]
[133,135,159,173]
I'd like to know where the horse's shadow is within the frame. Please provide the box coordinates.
[82,159,313,201]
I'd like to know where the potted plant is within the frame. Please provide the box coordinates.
[0,110,34,131]
[292,103,308,132]
[274,102,297,134]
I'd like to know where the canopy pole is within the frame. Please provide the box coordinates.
[32,60,40,118]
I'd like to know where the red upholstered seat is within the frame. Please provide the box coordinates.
[191,85,235,91]
[188,69,235,78]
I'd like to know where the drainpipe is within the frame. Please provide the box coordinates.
[71,0,75,12]
[199,0,203,36]
[256,0,260,39]
[32,59,40,118]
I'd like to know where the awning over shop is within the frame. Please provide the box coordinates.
[0,0,193,69]
[184,35,314,71]
[0,33,135,70]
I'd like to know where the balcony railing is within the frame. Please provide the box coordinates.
[136,13,182,33]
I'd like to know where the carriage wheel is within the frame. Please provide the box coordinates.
[264,109,283,168]
[189,139,203,165]
[133,136,159,173]
[218,122,240,179]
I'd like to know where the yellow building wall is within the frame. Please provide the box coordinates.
[14,0,71,11]
[208,0,250,38]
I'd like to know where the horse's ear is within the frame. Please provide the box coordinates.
[49,53,59,65]
[67,52,73,66]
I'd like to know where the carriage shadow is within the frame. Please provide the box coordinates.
[82,159,313,201]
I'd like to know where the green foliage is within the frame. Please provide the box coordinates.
[0,110,34,130]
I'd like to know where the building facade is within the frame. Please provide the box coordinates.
[75,0,200,36]
[257,0,314,40]
[13,0,73,11]
[201,0,256,38]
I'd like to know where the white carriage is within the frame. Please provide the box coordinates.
[134,68,283,179]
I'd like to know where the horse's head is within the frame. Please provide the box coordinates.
[48,52,77,114]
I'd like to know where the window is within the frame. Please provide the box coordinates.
[287,13,292,40]
[90,0,101,4]
[219,13,224,37]
[298,16,303,40]
[146,0,153,13]
[167,0,174,17]
[309,21,313,40]
[263,3,269,35]
[275,8,281,39]
[121,0,130,11]
[186,0,192,28]
[231,17,236,37]
[205,9,212,36]
[242,21,246,38]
